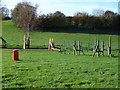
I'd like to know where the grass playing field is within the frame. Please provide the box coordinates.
[2,49,118,88]
[1,20,119,88]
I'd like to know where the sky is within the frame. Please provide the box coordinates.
[1,0,119,16]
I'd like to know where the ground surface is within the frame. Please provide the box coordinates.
[2,49,118,88]
[1,20,119,88]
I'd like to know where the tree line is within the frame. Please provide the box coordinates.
[1,2,120,32]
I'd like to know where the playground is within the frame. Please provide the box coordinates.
[1,20,119,88]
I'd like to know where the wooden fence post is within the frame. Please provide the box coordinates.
[97,40,100,56]
[73,41,77,55]
[101,41,104,56]
[108,36,112,56]
[78,41,80,55]
[93,39,100,56]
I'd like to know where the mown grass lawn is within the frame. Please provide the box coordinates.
[2,49,118,88]
[1,20,119,88]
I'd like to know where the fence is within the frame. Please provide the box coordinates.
[3,40,119,51]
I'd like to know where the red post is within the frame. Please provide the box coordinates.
[12,50,19,60]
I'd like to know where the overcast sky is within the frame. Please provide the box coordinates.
[1,0,119,16]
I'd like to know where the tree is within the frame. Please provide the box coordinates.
[92,8,104,16]
[74,11,88,16]
[103,10,116,18]
[52,11,66,28]
[1,6,9,20]
[11,2,37,30]
[35,11,67,30]
[102,10,117,29]
[73,12,88,28]
[1,7,9,17]
[0,1,10,20]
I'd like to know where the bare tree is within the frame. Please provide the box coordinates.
[92,8,104,16]
[1,7,9,17]
[12,2,37,31]
[74,11,88,16]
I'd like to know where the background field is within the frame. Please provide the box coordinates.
[2,20,118,50]
[1,20,119,88]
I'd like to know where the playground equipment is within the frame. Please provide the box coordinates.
[48,38,61,51]
[48,38,53,49]
[92,39,104,57]
[93,36,112,57]
[73,41,85,55]
[23,33,30,49]
[0,36,7,48]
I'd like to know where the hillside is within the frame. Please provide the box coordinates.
[2,20,118,50]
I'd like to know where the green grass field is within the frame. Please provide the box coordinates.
[2,20,118,49]
[1,20,119,88]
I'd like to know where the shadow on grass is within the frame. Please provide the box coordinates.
[88,54,119,58]
[111,55,119,58]
[14,59,23,62]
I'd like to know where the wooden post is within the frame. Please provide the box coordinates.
[26,34,30,49]
[93,38,97,51]
[95,38,97,47]
[93,39,97,56]
[101,41,104,56]
[78,41,80,55]
[73,41,75,55]
[27,24,30,49]
[79,42,85,55]
[48,38,51,49]
[23,34,26,49]
[52,38,54,43]
[23,33,30,49]
[73,41,77,55]
[93,39,99,57]
[108,36,111,56]
[97,40,99,49]
[97,40,100,56]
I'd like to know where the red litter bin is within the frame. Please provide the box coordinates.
[12,50,19,60]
